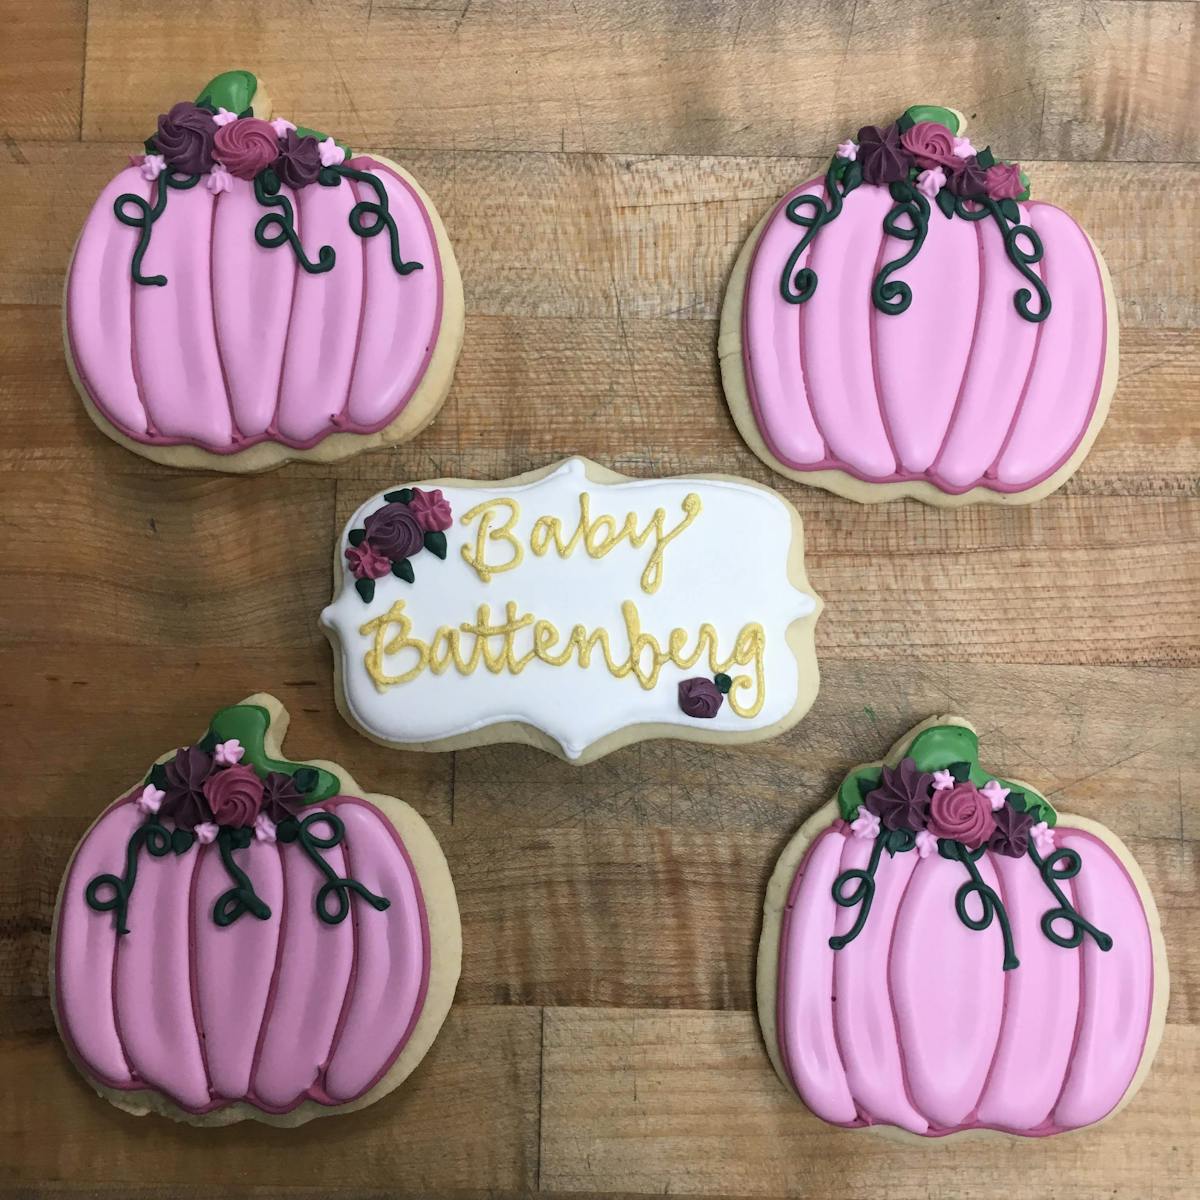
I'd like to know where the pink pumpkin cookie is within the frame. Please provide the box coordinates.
[758,716,1167,1139]
[65,71,463,471]
[50,694,460,1126]
[720,105,1117,504]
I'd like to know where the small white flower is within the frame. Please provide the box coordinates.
[931,768,955,791]
[319,136,346,167]
[212,107,239,127]
[952,135,976,159]
[205,164,233,195]
[850,808,881,840]
[195,821,220,845]
[214,738,244,766]
[1031,820,1055,856]
[981,779,1011,811]
[137,784,165,815]
[254,813,278,843]
[915,830,938,858]
[139,154,167,181]
[270,117,297,138]
[835,138,858,162]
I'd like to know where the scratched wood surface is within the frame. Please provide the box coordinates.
[0,1,1197,1196]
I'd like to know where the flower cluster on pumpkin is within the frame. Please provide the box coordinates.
[131,100,347,195]
[847,756,1055,859]
[134,738,314,846]
[836,116,1026,204]
[345,487,453,601]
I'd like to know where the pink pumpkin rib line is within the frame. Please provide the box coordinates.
[267,181,304,445]
[207,189,241,445]
[865,222,901,479]
[331,172,372,430]
[794,181,830,462]
[825,829,866,1128]
[187,841,215,1102]
[246,839,289,1105]
[928,216,987,479]
[881,843,927,1131]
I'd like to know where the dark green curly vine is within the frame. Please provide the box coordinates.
[871,180,930,317]
[1027,842,1113,952]
[779,155,862,304]
[85,816,173,934]
[320,164,424,275]
[252,169,337,275]
[212,826,272,927]
[828,829,887,951]
[114,171,202,286]
[941,839,1019,971]
[278,810,390,926]
[952,195,1051,323]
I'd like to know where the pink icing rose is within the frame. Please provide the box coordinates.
[137,784,165,815]
[319,136,346,167]
[205,163,233,195]
[927,782,996,848]
[850,808,881,840]
[213,117,280,179]
[985,162,1024,200]
[140,154,167,182]
[195,821,220,845]
[213,738,244,766]
[915,829,938,858]
[899,120,958,169]
[345,541,392,580]
[202,764,264,828]
[980,779,1010,810]
[915,167,947,199]
[408,487,453,532]
[836,138,858,161]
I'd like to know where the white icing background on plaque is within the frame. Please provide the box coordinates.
[321,459,816,759]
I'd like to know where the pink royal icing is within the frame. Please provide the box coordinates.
[54,794,431,1115]
[66,157,444,456]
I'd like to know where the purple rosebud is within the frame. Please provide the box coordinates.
[678,677,723,719]
[155,101,217,175]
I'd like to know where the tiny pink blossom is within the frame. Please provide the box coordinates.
[137,784,165,815]
[915,166,947,199]
[212,107,239,127]
[140,154,167,181]
[1031,821,1055,856]
[319,136,346,167]
[951,135,976,159]
[836,139,858,161]
[254,813,278,843]
[850,808,881,840]
[205,163,233,195]
[931,768,955,791]
[195,821,220,845]
[915,829,938,858]
[270,117,297,138]
[981,779,1010,810]
[214,738,244,766]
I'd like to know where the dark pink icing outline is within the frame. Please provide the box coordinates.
[55,793,433,1116]
[773,823,1155,1137]
[67,157,445,454]
[739,181,1108,495]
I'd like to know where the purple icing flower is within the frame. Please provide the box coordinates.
[346,541,393,580]
[989,803,1035,858]
[213,116,279,179]
[202,764,264,828]
[161,746,214,829]
[155,101,217,175]
[862,757,932,831]
[275,129,323,189]
[984,162,1024,200]
[948,157,989,199]
[364,502,425,561]
[678,677,723,719]
[262,771,308,823]
[899,120,958,170]
[856,123,912,185]
[408,487,453,533]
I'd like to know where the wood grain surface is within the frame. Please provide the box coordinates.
[1,1,1197,1196]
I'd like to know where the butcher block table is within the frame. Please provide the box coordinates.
[0,2,1196,1197]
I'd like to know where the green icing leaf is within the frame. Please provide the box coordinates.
[355,577,376,603]
[423,530,448,560]
[948,760,971,783]
[147,761,169,789]
[195,70,258,116]
[1017,169,1031,201]
[171,828,195,855]
[907,724,979,773]
[896,111,916,133]
[348,527,367,547]
[392,558,415,583]
[384,488,414,504]
[207,703,339,803]
[902,104,960,134]
[713,672,733,695]
[999,197,1021,224]
[838,766,882,820]
[975,145,996,170]
[292,766,319,794]
[936,188,956,219]
[841,159,863,195]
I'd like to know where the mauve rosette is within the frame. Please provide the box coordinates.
[862,757,932,831]
[276,129,323,189]
[155,102,217,175]
[408,487,453,533]
[161,746,214,829]
[678,677,723,719]
[989,803,1035,857]
[899,120,958,170]
[213,116,280,179]
[364,502,425,560]
[346,541,393,580]
[927,781,996,849]
[202,764,265,828]
[985,162,1024,200]
[948,158,989,199]
[856,123,911,186]
[262,771,308,824]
